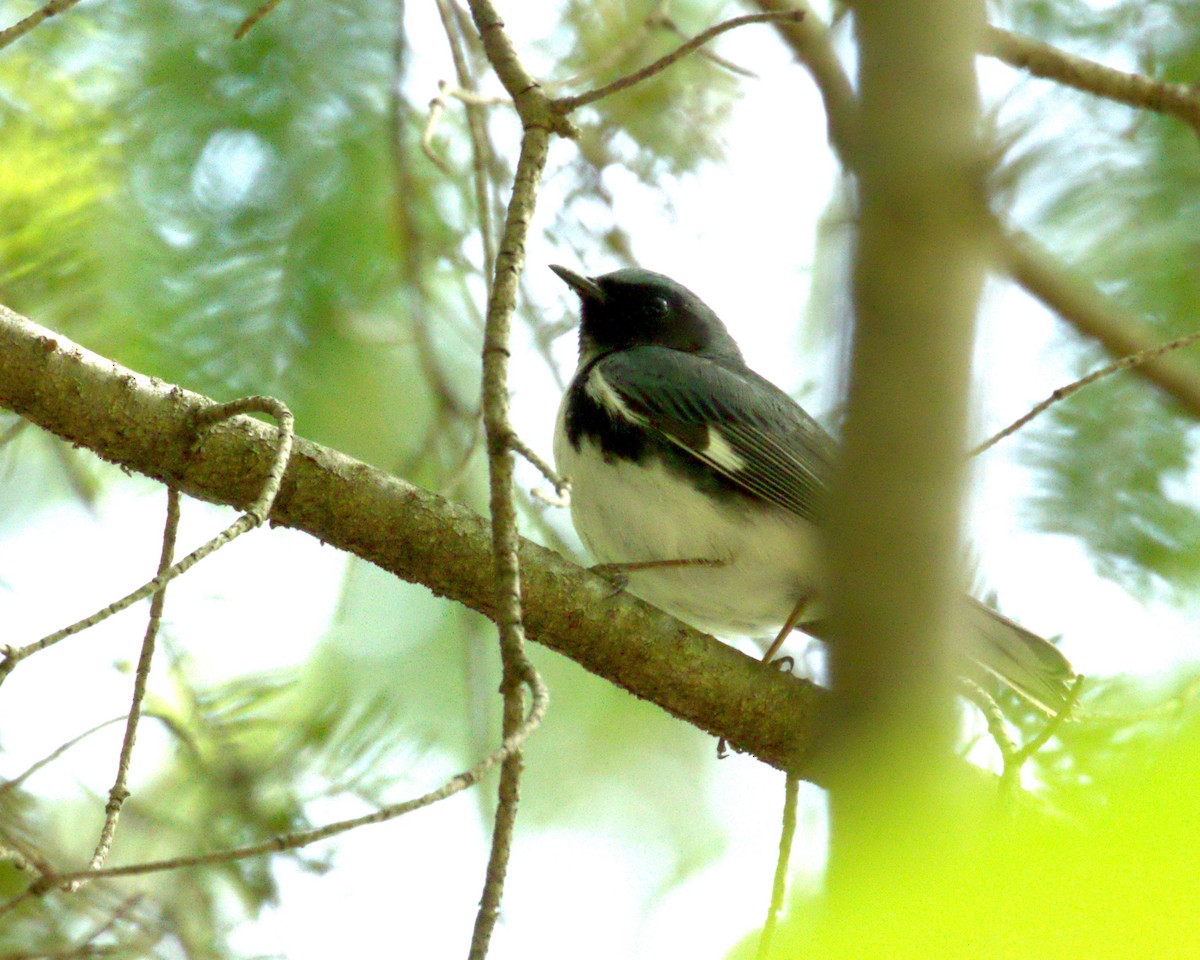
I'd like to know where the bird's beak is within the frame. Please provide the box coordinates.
[550,264,606,303]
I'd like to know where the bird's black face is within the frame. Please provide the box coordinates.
[551,265,744,366]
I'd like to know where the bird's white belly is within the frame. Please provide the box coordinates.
[555,432,825,637]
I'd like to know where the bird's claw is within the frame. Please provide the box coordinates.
[589,563,631,596]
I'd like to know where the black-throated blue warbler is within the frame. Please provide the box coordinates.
[550,264,1076,713]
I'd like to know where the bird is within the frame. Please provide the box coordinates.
[549,263,1078,715]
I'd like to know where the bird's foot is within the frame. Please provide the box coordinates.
[588,562,632,596]
[588,557,726,597]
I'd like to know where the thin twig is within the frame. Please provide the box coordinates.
[960,675,1084,796]
[973,329,1200,455]
[30,680,547,889]
[0,0,83,51]
[421,82,455,174]
[647,10,759,79]
[557,10,805,112]
[0,829,59,879]
[982,25,1200,139]
[462,2,561,956]
[440,411,486,498]
[1007,676,1084,771]
[233,0,286,40]
[749,0,859,160]
[192,396,294,521]
[436,0,500,285]
[755,772,800,960]
[958,677,1018,759]
[1003,231,1200,420]
[389,33,476,462]
[508,432,570,503]
[0,397,293,686]
[85,488,182,879]
[63,895,147,957]
[0,886,37,920]
[1,717,128,796]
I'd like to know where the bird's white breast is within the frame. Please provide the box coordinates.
[554,398,825,637]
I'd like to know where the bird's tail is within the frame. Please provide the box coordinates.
[966,598,1078,715]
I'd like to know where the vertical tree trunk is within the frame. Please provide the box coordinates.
[823,0,987,905]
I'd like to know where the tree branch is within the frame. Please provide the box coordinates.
[753,0,1200,423]
[0,303,824,778]
[556,10,804,113]
[1002,231,1200,420]
[463,0,558,950]
[982,25,1200,138]
[972,327,1200,456]
[0,0,83,51]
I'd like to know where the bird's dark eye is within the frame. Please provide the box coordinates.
[648,296,670,319]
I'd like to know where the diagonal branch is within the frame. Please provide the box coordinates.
[752,0,1200,424]
[0,0,83,51]
[982,25,1200,138]
[972,327,1200,456]
[556,10,805,112]
[1002,231,1200,420]
[0,303,824,777]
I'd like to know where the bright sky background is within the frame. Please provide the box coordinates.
[2,2,1198,958]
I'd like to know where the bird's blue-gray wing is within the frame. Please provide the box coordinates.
[592,346,835,523]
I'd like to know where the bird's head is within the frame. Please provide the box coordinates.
[550,265,744,366]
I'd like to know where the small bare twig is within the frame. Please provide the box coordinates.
[435,0,501,285]
[960,675,1084,795]
[459,2,566,955]
[557,10,805,112]
[1005,676,1084,772]
[982,25,1200,139]
[1003,232,1200,420]
[508,432,570,504]
[756,772,800,960]
[0,397,293,687]
[439,411,485,497]
[0,829,59,879]
[421,82,456,174]
[85,488,182,880]
[959,678,1019,757]
[646,9,758,79]
[1,718,125,797]
[973,329,1200,455]
[14,677,547,893]
[0,0,83,51]
[233,0,287,40]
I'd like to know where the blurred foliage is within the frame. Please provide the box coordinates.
[3,0,1200,956]
[1023,373,1200,594]
[991,0,1200,596]
[556,0,741,181]
[731,685,1200,959]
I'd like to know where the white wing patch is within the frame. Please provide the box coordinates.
[703,426,746,472]
[585,367,639,422]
